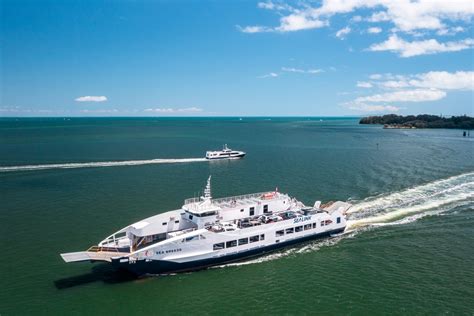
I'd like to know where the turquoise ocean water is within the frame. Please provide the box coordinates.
[0,117,473,315]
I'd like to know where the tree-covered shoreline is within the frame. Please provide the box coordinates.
[360,114,474,129]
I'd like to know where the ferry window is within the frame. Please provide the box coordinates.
[153,233,166,242]
[312,223,317,229]
[304,224,312,231]
[238,238,249,245]
[276,230,284,237]
[201,211,217,217]
[213,243,224,250]
[162,222,167,226]
[295,226,303,232]
[189,214,193,220]
[249,235,259,243]
[286,228,294,234]
[260,234,265,240]
[226,240,237,248]
[321,221,325,226]
[240,209,244,212]
[186,236,199,242]
[263,205,269,213]
[250,207,255,216]
[337,217,341,224]
[175,220,179,224]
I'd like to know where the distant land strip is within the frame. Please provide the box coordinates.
[360,114,474,129]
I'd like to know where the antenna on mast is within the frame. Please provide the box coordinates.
[202,176,212,201]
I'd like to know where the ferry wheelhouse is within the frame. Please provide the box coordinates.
[61,177,351,275]
[205,144,246,160]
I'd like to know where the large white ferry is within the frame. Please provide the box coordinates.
[61,177,351,275]
[205,144,246,160]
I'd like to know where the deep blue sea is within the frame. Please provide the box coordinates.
[0,117,473,315]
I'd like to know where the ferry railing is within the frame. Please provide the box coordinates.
[184,191,282,206]
[87,245,127,253]
[213,192,268,204]
[184,197,201,205]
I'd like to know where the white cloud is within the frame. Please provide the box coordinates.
[357,81,373,88]
[257,1,292,11]
[377,71,474,90]
[348,70,473,112]
[282,67,305,73]
[80,109,119,113]
[437,26,465,36]
[282,67,324,74]
[75,96,107,102]
[413,71,474,90]
[0,106,21,113]
[380,80,411,89]
[258,1,277,10]
[0,106,55,114]
[367,11,391,23]
[307,69,324,74]
[313,0,474,32]
[336,26,351,39]
[369,74,383,80]
[144,107,203,113]
[239,15,326,33]
[367,27,382,34]
[237,25,272,33]
[355,89,446,103]
[240,0,474,57]
[345,88,445,112]
[369,35,474,57]
[276,14,327,32]
[258,72,279,78]
[240,1,327,33]
[348,103,400,112]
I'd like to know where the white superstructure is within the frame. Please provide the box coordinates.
[205,144,246,159]
[61,177,351,275]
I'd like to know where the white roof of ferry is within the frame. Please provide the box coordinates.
[183,191,288,213]
[131,221,149,229]
[183,198,221,214]
[128,210,183,236]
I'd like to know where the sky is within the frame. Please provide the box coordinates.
[1,0,473,117]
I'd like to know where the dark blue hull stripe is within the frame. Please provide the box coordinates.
[206,153,245,160]
[112,228,345,275]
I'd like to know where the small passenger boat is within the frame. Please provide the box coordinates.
[205,144,246,160]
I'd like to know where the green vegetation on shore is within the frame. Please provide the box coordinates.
[360,114,474,129]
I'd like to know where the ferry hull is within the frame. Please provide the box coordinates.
[112,227,344,276]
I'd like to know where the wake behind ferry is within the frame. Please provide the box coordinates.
[61,177,351,275]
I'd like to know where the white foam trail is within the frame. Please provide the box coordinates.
[0,158,208,172]
[347,172,474,229]
[347,172,473,215]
